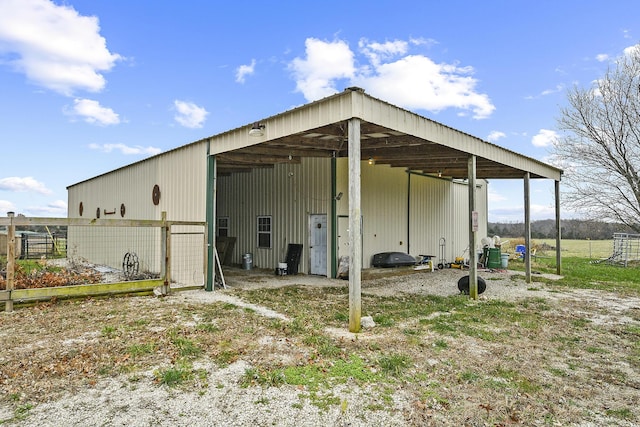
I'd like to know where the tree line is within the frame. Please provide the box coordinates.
[487,219,636,240]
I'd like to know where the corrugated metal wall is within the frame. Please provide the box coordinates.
[216,157,331,274]
[410,174,488,263]
[67,142,208,284]
[68,142,208,222]
[67,144,488,278]
[335,161,488,268]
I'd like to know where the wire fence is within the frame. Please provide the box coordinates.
[1,214,206,311]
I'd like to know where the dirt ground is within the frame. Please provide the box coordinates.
[1,266,639,426]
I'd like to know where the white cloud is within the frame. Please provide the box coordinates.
[289,37,495,119]
[88,143,162,156]
[488,204,558,222]
[235,59,256,83]
[69,98,120,125]
[289,38,355,101]
[595,53,609,62]
[524,84,564,100]
[0,200,16,215]
[532,129,559,147]
[355,54,495,119]
[0,176,52,195]
[27,199,67,216]
[0,0,121,95]
[359,38,409,66]
[487,189,507,203]
[173,100,208,128]
[487,131,506,143]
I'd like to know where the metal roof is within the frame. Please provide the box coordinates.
[208,87,562,181]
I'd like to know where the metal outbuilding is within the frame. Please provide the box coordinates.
[68,87,563,331]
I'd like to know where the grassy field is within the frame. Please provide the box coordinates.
[500,238,614,259]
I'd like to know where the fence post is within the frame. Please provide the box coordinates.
[161,212,171,295]
[5,212,15,312]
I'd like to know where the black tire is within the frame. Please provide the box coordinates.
[457,275,486,295]
[437,263,444,270]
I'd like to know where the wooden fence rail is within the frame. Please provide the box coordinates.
[1,212,207,312]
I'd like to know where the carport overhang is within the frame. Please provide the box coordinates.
[203,87,563,332]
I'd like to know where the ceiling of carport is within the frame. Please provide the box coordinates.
[215,120,547,180]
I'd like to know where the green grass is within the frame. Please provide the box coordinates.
[508,255,640,296]
[155,361,195,387]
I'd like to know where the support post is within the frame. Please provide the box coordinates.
[524,173,532,283]
[5,212,15,312]
[348,118,362,333]
[331,156,338,278]
[555,180,562,275]
[468,156,478,300]
[161,211,171,294]
[205,146,217,291]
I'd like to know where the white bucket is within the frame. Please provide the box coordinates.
[276,262,288,276]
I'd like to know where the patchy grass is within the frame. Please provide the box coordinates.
[1,262,639,425]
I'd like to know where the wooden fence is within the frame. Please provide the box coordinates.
[0,213,207,312]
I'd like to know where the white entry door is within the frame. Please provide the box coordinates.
[309,214,327,275]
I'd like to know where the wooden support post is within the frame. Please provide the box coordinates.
[555,180,562,275]
[161,211,171,295]
[5,212,15,312]
[348,118,362,333]
[524,173,532,283]
[468,156,478,300]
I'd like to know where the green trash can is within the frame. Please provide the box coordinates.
[487,248,501,269]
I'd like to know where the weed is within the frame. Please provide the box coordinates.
[155,362,193,387]
[127,342,156,357]
[378,353,412,377]
[433,339,448,350]
[303,334,342,358]
[241,368,286,388]
[459,370,480,383]
[372,313,394,327]
[333,312,348,322]
[196,323,219,333]
[571,318,591,328]
[100,325,118,338]
[213,349,239,367]
[14,403,33,420]
[169,331,202,359]
[605,407,634,420]
[308,391,341,411]
[548,367,567,377]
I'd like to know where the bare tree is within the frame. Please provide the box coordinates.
[554,44,640,232]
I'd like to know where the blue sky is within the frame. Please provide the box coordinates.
[0,0,638,222]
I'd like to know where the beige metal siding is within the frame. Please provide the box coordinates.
[336,161,410,267]
[68,142,208,222]
[408,175,453,261]
[410,175,488,263]
[216,157,331,274]
[336,163,490,268]
[67,142,208,285]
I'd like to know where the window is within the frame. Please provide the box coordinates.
[217,217,229,237]
[257,216,272,248]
